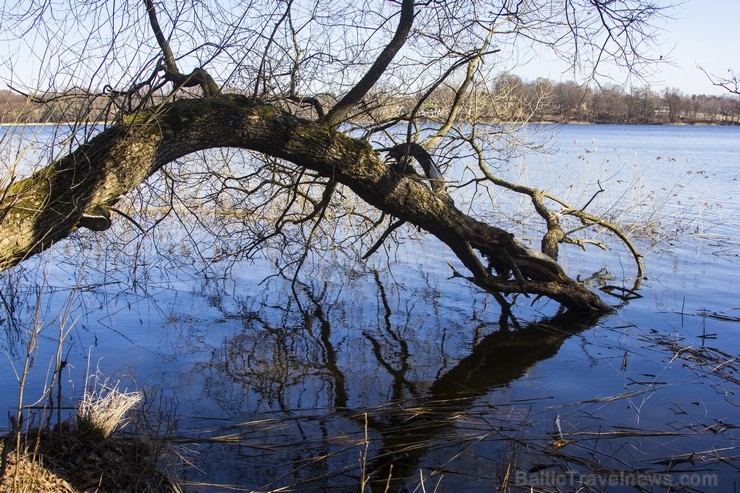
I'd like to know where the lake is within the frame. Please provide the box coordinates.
[1,123,738,492]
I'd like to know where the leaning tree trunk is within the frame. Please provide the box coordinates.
[0,94,611,312]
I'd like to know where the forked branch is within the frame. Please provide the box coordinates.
[469,138,643,281]
[144,0,219,97]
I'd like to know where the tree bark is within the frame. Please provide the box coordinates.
[0,94,611,312]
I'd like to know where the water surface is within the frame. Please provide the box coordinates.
[1,123,737,492]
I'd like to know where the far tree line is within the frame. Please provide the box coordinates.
[412,75,740,125]
[1,75,738,126]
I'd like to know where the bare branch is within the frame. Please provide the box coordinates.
[144,0,220,97]
[700,66,740,96]
[467,135,643,281]
[362,218,406,260]
[144,0,179,77]
[324,0,414,126]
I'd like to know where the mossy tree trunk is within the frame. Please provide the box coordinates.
[0,95,611,312]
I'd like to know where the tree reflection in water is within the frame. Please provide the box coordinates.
[174,267,605,492]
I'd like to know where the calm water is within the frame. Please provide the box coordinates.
[1,124,738,492]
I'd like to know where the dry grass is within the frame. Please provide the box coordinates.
[0,380,180,492]
[76,383,143,440]
[0,440,76,492]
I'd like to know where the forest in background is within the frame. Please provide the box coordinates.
[1,75,738,126]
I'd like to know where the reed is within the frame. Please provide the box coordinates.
[75,380,143,440]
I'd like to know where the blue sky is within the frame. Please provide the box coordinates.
[516,1,740,96]
[1,1,737,97]
[656,0,740,95]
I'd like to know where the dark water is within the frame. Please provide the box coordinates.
[1,124,738,492]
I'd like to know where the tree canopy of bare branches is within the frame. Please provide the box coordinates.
[0,0,672,313]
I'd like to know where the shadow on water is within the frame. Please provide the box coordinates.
[358,306,603,492]
[178,269,606,492]
[2,243,736,492]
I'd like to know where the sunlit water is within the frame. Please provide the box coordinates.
[1,123,738,492]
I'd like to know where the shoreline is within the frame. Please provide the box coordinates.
[2,120,738,128]
[0,121,105,127]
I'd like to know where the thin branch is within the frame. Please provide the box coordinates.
[362,218,406,260]
[144,0,179,77]
[424,25,499,150]
[324,0,414,126]
[143,0,219,96]
[699,66,740,96]
[254,0,294,97]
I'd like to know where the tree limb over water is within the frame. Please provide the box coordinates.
[0,0,667,313]
[0,95,610,311]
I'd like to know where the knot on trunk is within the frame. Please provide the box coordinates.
[384,143,451,200]
[79,206,112,231]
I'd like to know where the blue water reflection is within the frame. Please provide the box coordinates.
[1,124,737,491]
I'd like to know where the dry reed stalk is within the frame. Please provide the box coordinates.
[76,382,143,439]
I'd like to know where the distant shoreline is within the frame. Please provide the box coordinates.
[2,120,738,128]
[0,121,105,127]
